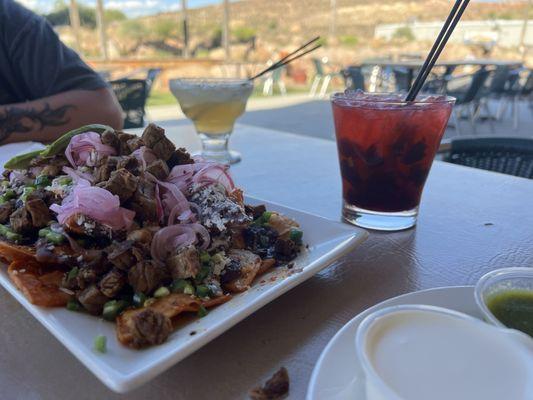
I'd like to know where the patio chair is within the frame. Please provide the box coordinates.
[441,137,533,179]
[262,65,287,96]
[392,67,412,92]
[145,68,161,97]
[309,57,342,98]
[109,79,148,129]
[443,68,491,135]
[341,66,365,91]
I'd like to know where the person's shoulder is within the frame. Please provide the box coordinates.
[0,0,40,25]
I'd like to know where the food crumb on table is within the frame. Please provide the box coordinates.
[249,367,289,400]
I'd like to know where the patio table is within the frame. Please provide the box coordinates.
[1,123,533,399]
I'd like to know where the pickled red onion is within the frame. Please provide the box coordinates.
[65,132,116,167]
[50,184,135,230]
[62,166,94,184]
[150,223,210,263]
[132,146,157,170]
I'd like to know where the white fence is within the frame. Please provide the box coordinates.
[375,20,532,47]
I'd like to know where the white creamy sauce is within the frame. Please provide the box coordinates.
[366,310,533,400]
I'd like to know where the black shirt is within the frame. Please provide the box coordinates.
[0,0,107,105]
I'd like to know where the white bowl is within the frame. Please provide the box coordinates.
[355,304,533,400]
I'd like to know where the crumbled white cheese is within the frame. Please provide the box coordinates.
[190,184,250,232]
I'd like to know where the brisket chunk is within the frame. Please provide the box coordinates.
[0,202,13,224]
[101,129,120,152]
[94,156,118,183]
[102,168,138,203]
[167,148,194,168]
[117,156,140,175]
[107,240,143,270]
[77,284,109,315]
[167,245,200,280]
[126,136,144,153]
[141,124,175,161]
[249,367,290,400]
[146,159,169,180]
[9,207,32,233]
[128,177,158,222]
[117,132,138,155]
[128,260,169,294]
[128,309,172,348]
[99,268,126,298]
[25,198,51,228]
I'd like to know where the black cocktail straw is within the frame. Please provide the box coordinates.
[405,0,470,102]
[250,37,322,80]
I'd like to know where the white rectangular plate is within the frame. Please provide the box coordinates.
[0,197,367,393]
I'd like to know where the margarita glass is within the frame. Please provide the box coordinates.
[170,78,254,164]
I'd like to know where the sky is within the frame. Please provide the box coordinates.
[17,0,509,18]
[17,0,225,17]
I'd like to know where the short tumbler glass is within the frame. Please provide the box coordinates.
[331,91,455,231]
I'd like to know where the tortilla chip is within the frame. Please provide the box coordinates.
[7,260,70,307]
[0,240,35,263]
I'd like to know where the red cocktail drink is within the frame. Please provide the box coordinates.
[331,91,454,230]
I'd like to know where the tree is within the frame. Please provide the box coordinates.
[115,20,147,55]
[45,5,125,28]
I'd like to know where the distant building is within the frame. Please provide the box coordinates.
[375,20,532,48]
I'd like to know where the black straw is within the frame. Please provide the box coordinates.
[405,0,470,101]
[250,37,322,80]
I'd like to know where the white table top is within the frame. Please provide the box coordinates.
[1,122,533,399]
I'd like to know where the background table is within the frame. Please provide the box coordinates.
[1,123,533,399]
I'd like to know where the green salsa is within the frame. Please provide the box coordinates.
[487,290,533,337]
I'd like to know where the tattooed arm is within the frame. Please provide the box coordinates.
[0,88,123,144]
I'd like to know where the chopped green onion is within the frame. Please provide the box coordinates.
[34,175,51,187]
[199,251,211,264]
[57,176,73,186]
[133,292,146,308]
[20,187,35,202]
[66,299,81,311]
[0,225,9,236]
[3,189,16,200]
[195,265,210,284]
[289,228,303,245]
[5,231,21,242]
[183,283,195,295]
[197,305,208,318]
[67,267,79,281]
[262,211,273,222]
[94,335,107,353]
[171,279,188,293]
[102,300,129,321]
[154,286,170,298]
[144,297,157,307]
[45,231,65,244]
[38,228,51,238]
[195,285,210,298]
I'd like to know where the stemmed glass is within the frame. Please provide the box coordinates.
[170,78,254,164]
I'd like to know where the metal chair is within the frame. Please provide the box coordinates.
[442,137,533,179]
[309,57,342,98]
[262,65,287,96]
[392,67,412,92]
[341,66,365,91]
[443,69,492,135]
[145,68,161,97]
[109,79,148,129]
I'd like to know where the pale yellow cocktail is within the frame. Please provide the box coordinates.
[170,78,254,164]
